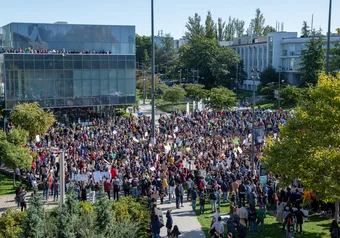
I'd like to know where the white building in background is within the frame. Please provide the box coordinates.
[224,32,340,90]
[173,38,188,50]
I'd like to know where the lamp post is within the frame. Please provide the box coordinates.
[143,78,146,105]
[326,0,332,74]
[251,68,260,177]
[151,0,156,145]
[60,151,65,209]
[278,66,282,109]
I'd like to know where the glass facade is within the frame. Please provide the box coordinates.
[0,23,136,109]
[2,23,135,54]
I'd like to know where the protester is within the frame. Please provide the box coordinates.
[169,225,181,238]
[330,220,339,238]
[166,210,173,237]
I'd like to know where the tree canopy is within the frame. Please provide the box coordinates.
[299,34,325,86]
[164,85,186,105]
[250,8,265,35]
[259,66,279,86]
[263,73,340,203]
[9,102,55,139]
[301,21,311,37]
[185,84,207,100]
[205,87,236,110]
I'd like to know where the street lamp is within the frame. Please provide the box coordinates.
[251,68,260,177]
[326,0,332,74]
[278,66,282,109]
[143,78,146,105]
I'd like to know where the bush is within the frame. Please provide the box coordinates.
[0,209,26,238]
[111,197,151,238]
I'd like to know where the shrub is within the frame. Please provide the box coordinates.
[0,209,26,238]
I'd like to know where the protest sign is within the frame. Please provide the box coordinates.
[74,174,89,182]
[200,170,207,177]
[260,175,268,187]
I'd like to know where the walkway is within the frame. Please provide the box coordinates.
[159,199,206,238]
[131,101,165,126]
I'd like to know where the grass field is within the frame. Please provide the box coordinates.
[195,199,331,238]
[0,172,21,196]
[155,98,192,113]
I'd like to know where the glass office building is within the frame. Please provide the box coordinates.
[0,22,136,109]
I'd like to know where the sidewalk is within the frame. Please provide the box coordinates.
[131,101,166,126]
[159,199,206,238]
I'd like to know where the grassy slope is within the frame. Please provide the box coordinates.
[0,172,21,196]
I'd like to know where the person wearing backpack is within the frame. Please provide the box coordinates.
[199,191,206,214]
[123,177,131,197]
[169,176,175,202]
[285,212,295,238]
[131,176,139,198]
[330,220,339,238]
[248,204,257,234]
[191,187,198,212]
[238,181,246,206]
[210,190,217,213]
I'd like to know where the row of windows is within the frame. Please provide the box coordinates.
[6,96,136,109]
[4,69,135,80]
[5,60,135,70]
[5,78,135,100]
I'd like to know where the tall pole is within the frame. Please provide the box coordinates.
[151,0,156,145]
[326,0,332,74]
[60,151,65,209]
[251,68,258,177]
[278,67,281,109]
[186,68,188,83]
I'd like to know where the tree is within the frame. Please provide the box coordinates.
[9,102,55,139]
[136,35,152,68]
[0,209,26,237]
[216,17,226,41]
[22,190,45,238]
[263,25,276,35]
[155,34,179,79]
[185,84,207,101]
[259,66,279,86]
[205,87,236,110]
[234,19,245,38]
[280,85,308,107]
[94,186,113,237]
[299,34,325,86]
[164,85,186,106]
[185,13,205,41]
[250,8,265,35]
[336,28,340,35]
[0,128,32,186]
[263,73,340,219]
[225,16,235,41]
[179,36,241,88]
[330,42,340,72]
[301,21,310,37]
[205,11,215,39]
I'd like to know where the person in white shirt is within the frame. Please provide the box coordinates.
[210,216,224,237]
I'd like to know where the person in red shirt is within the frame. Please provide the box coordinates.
[104,178,112,200]
[111,166,117,179]
[31,160,37,175]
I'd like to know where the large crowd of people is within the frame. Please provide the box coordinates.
[11,108,338,237]
[1,47,114,55]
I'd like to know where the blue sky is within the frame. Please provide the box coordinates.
[0,0,338,39]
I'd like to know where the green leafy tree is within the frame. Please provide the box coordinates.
[136,35,152,68]
[179,36,241,88]
[94,186,113,237]
[225,16,235,41]
[299,34,325,86]
[9,102,55,139]
[260,83,278,100]
[164,85,186,106]
[250,8,265,35]
[280,85,308,107]
[301,21,310,37]
[259,66,279,87]
[336,28,340,35]
[22,190,44,238]
[330,42,340,72]
[263,73,340,219]
[185,84,207,101]
[205,11,216,39]
[216,17,226,41]
[205,87,236,110]
[234,19,245,38]
[263,25,276,35]
[185,13,205,41]
[0,128,31,186]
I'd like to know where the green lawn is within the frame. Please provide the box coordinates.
[0,172,21,196]
[195,199,331,238]
[155,98,192,113]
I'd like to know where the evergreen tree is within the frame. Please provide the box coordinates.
[205,11,216,39]
[94,185,113,236]
[22,189,44,238]
[57,184,79,238]
[299,34,325,86]
[301,21,310,37]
